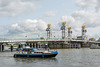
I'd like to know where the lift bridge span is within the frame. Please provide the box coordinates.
[0,38,99,44]
[0,38,100,52]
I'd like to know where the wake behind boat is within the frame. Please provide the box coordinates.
[14,46,58,58]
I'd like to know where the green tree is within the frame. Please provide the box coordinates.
[40,37,44,40]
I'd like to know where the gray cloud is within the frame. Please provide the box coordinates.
[62,10,100,29]
[5,19,47,38]
[76,0,97,8]
[44,11,57,17]
[76,0,100,12]
[0,0,41,16]
[72,10,100,28]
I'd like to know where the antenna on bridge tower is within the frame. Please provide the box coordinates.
[46,24,52,39]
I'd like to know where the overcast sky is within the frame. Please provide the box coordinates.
[0,0,100,39]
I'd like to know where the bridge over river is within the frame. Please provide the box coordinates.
[0,38,100,51]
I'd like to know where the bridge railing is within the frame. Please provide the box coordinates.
[0,38,63,42]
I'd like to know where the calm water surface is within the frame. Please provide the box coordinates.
[0,48,100,67]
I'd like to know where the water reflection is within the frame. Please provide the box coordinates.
[14,57,58,63]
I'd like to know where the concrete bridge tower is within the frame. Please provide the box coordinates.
[82,25,87,40]
[61,21,67,39]
[46,24,52,39]
[68,27,72,40]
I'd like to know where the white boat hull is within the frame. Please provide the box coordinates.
[90,44,100,49]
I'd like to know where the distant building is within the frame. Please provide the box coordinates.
[77,36,82,40]
[89,38,95,41]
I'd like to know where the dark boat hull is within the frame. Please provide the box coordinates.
[14,52,58,58]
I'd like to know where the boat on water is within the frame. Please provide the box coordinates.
[14,46,58,58]
[90,44,100,49]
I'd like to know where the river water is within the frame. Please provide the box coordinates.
[0,48,100,67]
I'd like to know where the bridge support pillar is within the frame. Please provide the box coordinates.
[0,44,4,52]
[39,44,41,48]
[0,45,2,51]
[11,45,13,52]
[32,43,35,48]
[2,45,4,51]
[36,43,38,48]
[18,44,21,48]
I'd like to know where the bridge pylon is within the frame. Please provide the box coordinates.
[61,21,67,39]
[46,24,52,39]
